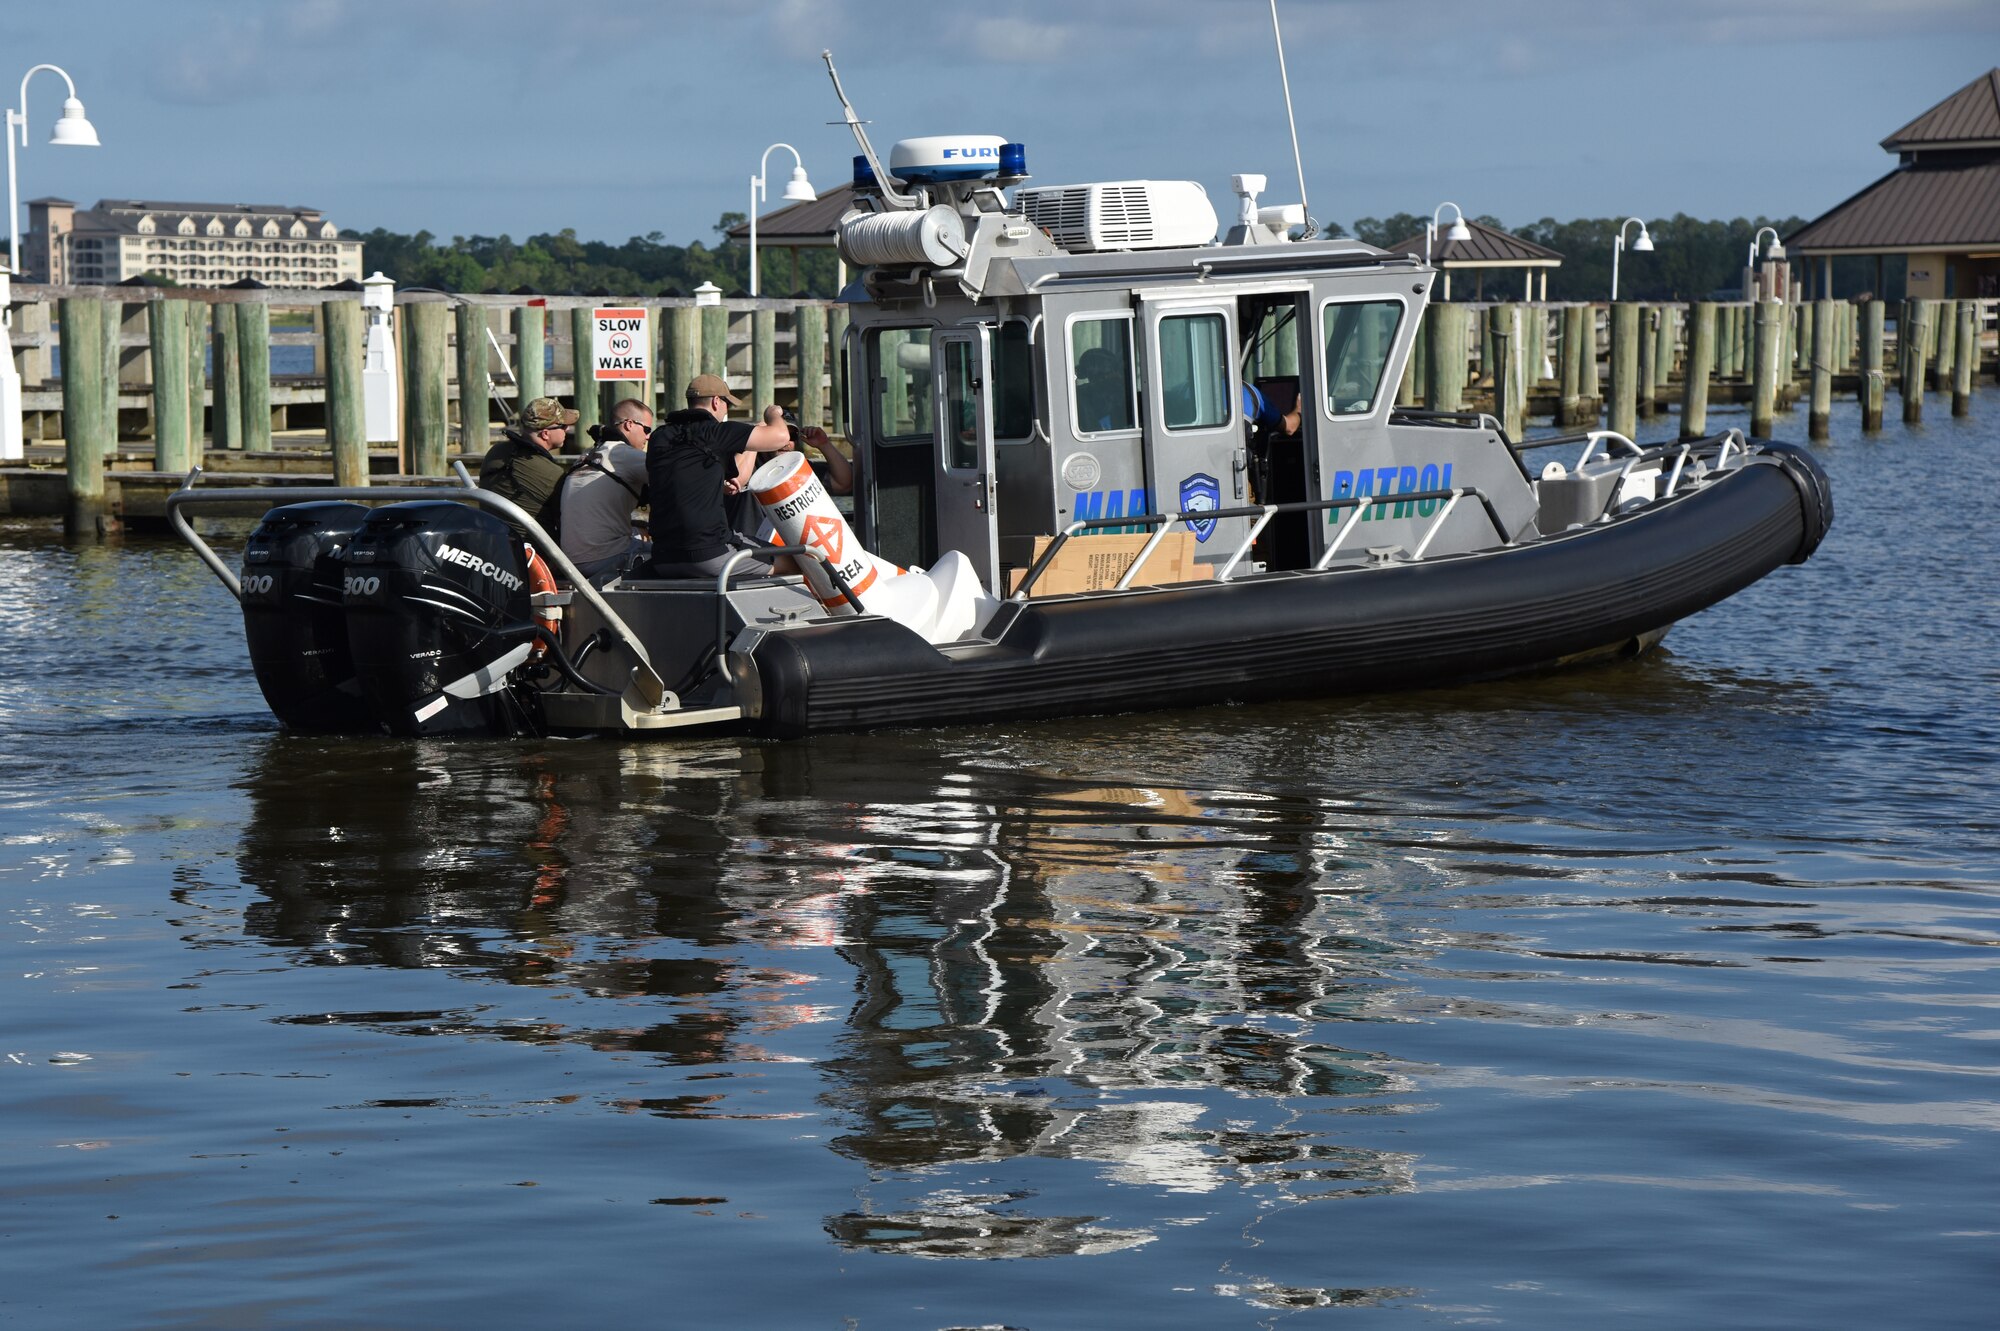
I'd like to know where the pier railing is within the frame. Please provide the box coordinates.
[4,283,848,461]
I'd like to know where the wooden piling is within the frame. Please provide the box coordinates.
[187,303,207,462]
[1426,300,1468,412]
[237,302,272,453]
[568,307,599,442]
[828,304,852,437]
[59,298,116,536]
[1934,299,1956,398]
[1860,300,1885,431]
[324,299,369,487]
[1579,304,1601,418]
[404,301,451,475]
[513,305,545,407]
[1952,300,1976,417]
[1559,304,1584,426]
[635,307,659,416]
[1900,300,1927,424]
[1681,302,1716,440]
[1751,301,1780,439]
[752,308,777,411]
[149,298,193,472]
[1638,306,1660,417]
[795,303,827,430]
[700,305,729,385]
[1609,302,1640,439]
[1809,298,1833,441]
[100,300,122,441]
[1800,303,1816,395]
[1491,304,1525,440]
[456,303,490,453]
[213,301,241,451]
[667,306,699,406]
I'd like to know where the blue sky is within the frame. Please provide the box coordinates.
[6,0,1996,249]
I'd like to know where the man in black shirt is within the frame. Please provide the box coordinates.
[645,373,794,577]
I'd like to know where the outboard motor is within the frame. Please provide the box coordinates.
[240,501,375,733]
[343,501,542,736]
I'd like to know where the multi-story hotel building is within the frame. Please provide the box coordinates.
[23,198,364,287]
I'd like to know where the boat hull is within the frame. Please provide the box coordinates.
[746,451,1827,738]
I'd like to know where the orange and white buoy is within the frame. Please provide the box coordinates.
[751,452,904,614]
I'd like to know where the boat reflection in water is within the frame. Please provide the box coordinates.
[234,728,1427,1284]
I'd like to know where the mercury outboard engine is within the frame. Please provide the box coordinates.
[240,501,375,733]
[342,501,543,736]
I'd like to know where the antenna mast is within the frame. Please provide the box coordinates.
[822,49,919,210]
[1268,0,1316,239]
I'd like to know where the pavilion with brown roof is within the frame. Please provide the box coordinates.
[1786,68,2000,300]
[1381,218,1563,301]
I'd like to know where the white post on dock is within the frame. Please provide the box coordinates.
[361,271,399,443]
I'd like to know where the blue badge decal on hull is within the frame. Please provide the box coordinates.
[1179,472,1221,541]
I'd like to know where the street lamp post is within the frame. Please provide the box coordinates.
[748,142,816,299]
[1747,225,1786,301]
[1425,202,1471,300]
[1610,216,1653,301]
[1425,201,1471,268]
[3,63,101,463]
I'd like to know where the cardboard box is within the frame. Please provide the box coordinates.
[1007,532,1215,597]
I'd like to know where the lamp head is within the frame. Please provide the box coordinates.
[49,97,99,147]
[1445,217,1471,243]
[781,164,816,203]
[1632,228,1654,253]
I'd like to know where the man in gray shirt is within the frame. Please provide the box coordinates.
[556,397,652,584]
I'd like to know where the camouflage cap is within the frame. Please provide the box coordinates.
[518,396,580,431]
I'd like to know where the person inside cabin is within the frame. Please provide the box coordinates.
[643,373,796,579]
[555,398,654,586]
[478,395,576,540]
[1242,380,1302,442]
[1075,347,1132,433]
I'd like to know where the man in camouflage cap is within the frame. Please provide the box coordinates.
[478,395,577,538]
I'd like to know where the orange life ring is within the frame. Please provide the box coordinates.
[524,544,560,656]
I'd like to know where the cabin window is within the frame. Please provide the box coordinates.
[1320,299,1403,416]
[868,326,933,446]
[941,339,980,471]
[1069,316,1137,435]
[993,320,1035,442]
[1158,312,1230,430]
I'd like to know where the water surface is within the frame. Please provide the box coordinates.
[3,392,1996,1328]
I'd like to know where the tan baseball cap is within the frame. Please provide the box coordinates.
[687,373,741,406]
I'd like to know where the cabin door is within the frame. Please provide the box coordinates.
[931,328,1000,594]
[1138,295,1250,563]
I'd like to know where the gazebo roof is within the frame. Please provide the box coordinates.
[1382,218,1562,268]
[1882,68,2000,152]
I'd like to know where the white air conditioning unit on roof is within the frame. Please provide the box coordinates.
[1017,180,1217,253]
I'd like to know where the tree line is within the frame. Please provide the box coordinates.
[340,210,1902,304]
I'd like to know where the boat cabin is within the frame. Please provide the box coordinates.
[835,142,1541,596]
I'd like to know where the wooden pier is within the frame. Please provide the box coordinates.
[2,284,1993,534]
[3,284,848,532]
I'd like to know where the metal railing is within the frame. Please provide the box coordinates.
[1010,486,1517,601]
